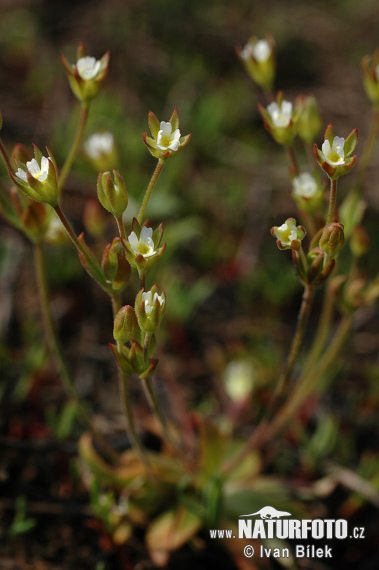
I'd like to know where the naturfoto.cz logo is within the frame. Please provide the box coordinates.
[209,505,365,560]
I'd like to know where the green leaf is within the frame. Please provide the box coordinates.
[146,506,202,567]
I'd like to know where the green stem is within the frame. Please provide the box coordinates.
[0,137,14,174]
[111,294,151,472]
[327,178,338,224]
[141,334,179,451]
[139,271,146,291]
[137,160,164,224]
[303,283,335,373]
[275,284,314,396]
[356,109,379,190]
[58,104,89,194]
[222,314,352,475]
[34,241,118,464]
[54,204,108,291]
[267,315,352,439]
[286,145,300,176]
[115,216,126,240]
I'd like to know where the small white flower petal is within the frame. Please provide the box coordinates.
[321,136,345,166]
[128,231,139,249]
[15,168,28,182]
[253,40,271,62]
[77,56,101,80]
[267,101,292,128]
[292,173,318,199]
[84,132,114,159]
[140,226,153,240]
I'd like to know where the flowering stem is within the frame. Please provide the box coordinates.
[111,294,151,473]
[356,109,379,190]
[34,240,119,464]
[286,145,300,176]
[303,283,335,373]
[267,315,352,439]
[141,333,180,452]
[275,284,314,396]
[115,216,126,240]
[137,159,164,224]
[54,205,108,292]
[222,314,351,474]
[58,104,89,194]
[0,137,14,174]
[327,178,338,224]
[139,271,146,291]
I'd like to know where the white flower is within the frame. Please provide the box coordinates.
[76,56,102,80]
[267,100,293,127]
[320,136,345,166]
[273,220,301,247]
[142,291,164,316]
[252,39,271,62]
[128,226,156,257]
[84,132,114,159]
[15,157,49,183]
[155,122,181,151]
[292,172,318,199]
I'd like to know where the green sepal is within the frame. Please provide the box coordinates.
[344,128,358,157]
[169,108,180,131]
[148,111,160,138]
[139,358,159,380]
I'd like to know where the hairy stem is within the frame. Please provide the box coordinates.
[327,178,338,224]
[275,284,314,396]
[116,216,126,240]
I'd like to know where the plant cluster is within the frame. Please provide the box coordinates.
[0,35,378,568]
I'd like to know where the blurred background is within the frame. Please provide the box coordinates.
[0,0,378,568]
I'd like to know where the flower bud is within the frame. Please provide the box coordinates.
[135,285,166,335]
[61,43,109,105]
[313,123,358,180]
[236,34,275,92]
[296,94,322,145]
[10,145,59,207]
[102,238,131,291]
[270,217,306,251]
[350,226,369,258]
[20,202,49,241]
[97,169,128,218]
[319,222,345,258]
[143,108,191,161]
[291,171,323,212]
[84,132,118,172]
[83,198,108,238]
[113,305,139,345]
